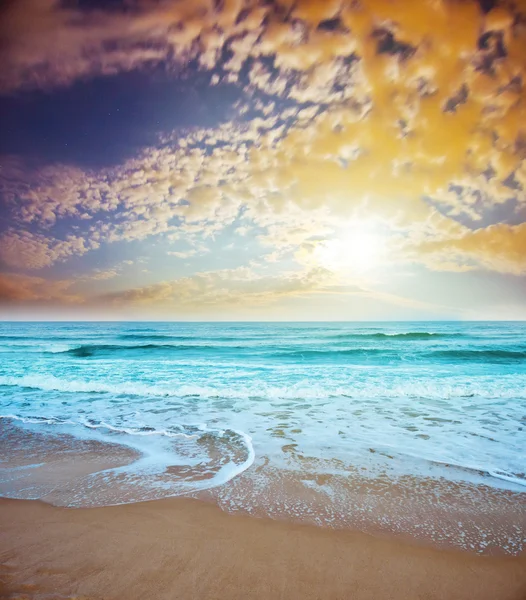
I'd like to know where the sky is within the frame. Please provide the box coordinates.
[0,0,525,320]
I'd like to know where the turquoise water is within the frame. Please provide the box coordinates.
[0,321,525,551]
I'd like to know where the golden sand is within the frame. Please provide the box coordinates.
[1,497,525,600]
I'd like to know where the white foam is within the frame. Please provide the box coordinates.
[0,413,77,426]
[1,374,526,401]
[488,469,526,487]
[79,419,200,440]
[0,413,255,501]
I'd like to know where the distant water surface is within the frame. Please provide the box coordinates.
[1,322,525,553]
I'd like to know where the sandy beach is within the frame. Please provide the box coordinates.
[1,497,525,600]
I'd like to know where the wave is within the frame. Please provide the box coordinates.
[275,347,526,362]
[52,344,524,361]
[60,343,188,357]
[0,413,74,426]
[2,374,525,400]
[117,334,275,342]
[0,374,193,396]
[417,454,526,489]
[329,332,459,340]
[117,332,452,342]
[118,334,195,341]
[273,348,387,359]
[52,344,392,359]
[0,414,255,494]
[53,343,248,357]
[369,441,526,489]
[0,335,101,342]
[0,413,198,440]
[428,349,526,361]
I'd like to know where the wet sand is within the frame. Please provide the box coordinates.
[1,497,525,600]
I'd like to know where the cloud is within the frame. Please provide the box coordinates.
[0,0,268,94]
[98,265,348,308]
[418,222,526,275]
[0,272,80,304]
[0,0,205,93]
[1,157,118,226]
[85,262,454,320]
[167,250,199,259]
[0,230,95,270]
[77,261,136,281]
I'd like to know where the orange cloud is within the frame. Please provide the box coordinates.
[0,272,81,304]
[418,222,526,274]
[97,266,346,309]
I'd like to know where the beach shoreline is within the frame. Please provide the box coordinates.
[2,418,525,557]
[1,496,526,600]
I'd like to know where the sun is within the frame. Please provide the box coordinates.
[314,221,387,273]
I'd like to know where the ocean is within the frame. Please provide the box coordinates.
[1,321,525,554]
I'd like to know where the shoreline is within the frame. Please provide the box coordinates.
[1,497,526,600]
[194,461,526,556]
[1,418,525,557]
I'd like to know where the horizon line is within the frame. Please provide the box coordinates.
[1,319,526,324]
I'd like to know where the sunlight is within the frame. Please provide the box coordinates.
[315,222,387,273]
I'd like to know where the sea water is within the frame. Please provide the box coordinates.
[1,321,525,553]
